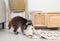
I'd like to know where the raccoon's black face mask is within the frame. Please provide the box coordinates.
[24,20,32,29]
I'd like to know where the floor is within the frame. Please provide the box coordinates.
[0,25,60,41]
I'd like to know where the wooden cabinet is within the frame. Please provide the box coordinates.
[32,12,60,28]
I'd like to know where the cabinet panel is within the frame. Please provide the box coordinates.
[47,14,60,27]
[32,12,45,26]
[12,0,25,11]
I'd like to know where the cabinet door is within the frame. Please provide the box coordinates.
[32,13,45,26]
[47,14,60,27]
[12,0,25,11]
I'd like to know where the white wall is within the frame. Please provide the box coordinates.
[27,0,60,20]
[27,0,60,12]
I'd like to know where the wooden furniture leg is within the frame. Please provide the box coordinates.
[8,0,11,24]
[24,0,26,18]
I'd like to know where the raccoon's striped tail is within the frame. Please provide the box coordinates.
[8,21,11,30]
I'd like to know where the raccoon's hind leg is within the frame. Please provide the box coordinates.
[13,25,19,35]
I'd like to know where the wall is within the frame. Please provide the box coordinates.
[27,0,60,20]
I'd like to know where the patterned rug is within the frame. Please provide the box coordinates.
[24,25,60,39]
